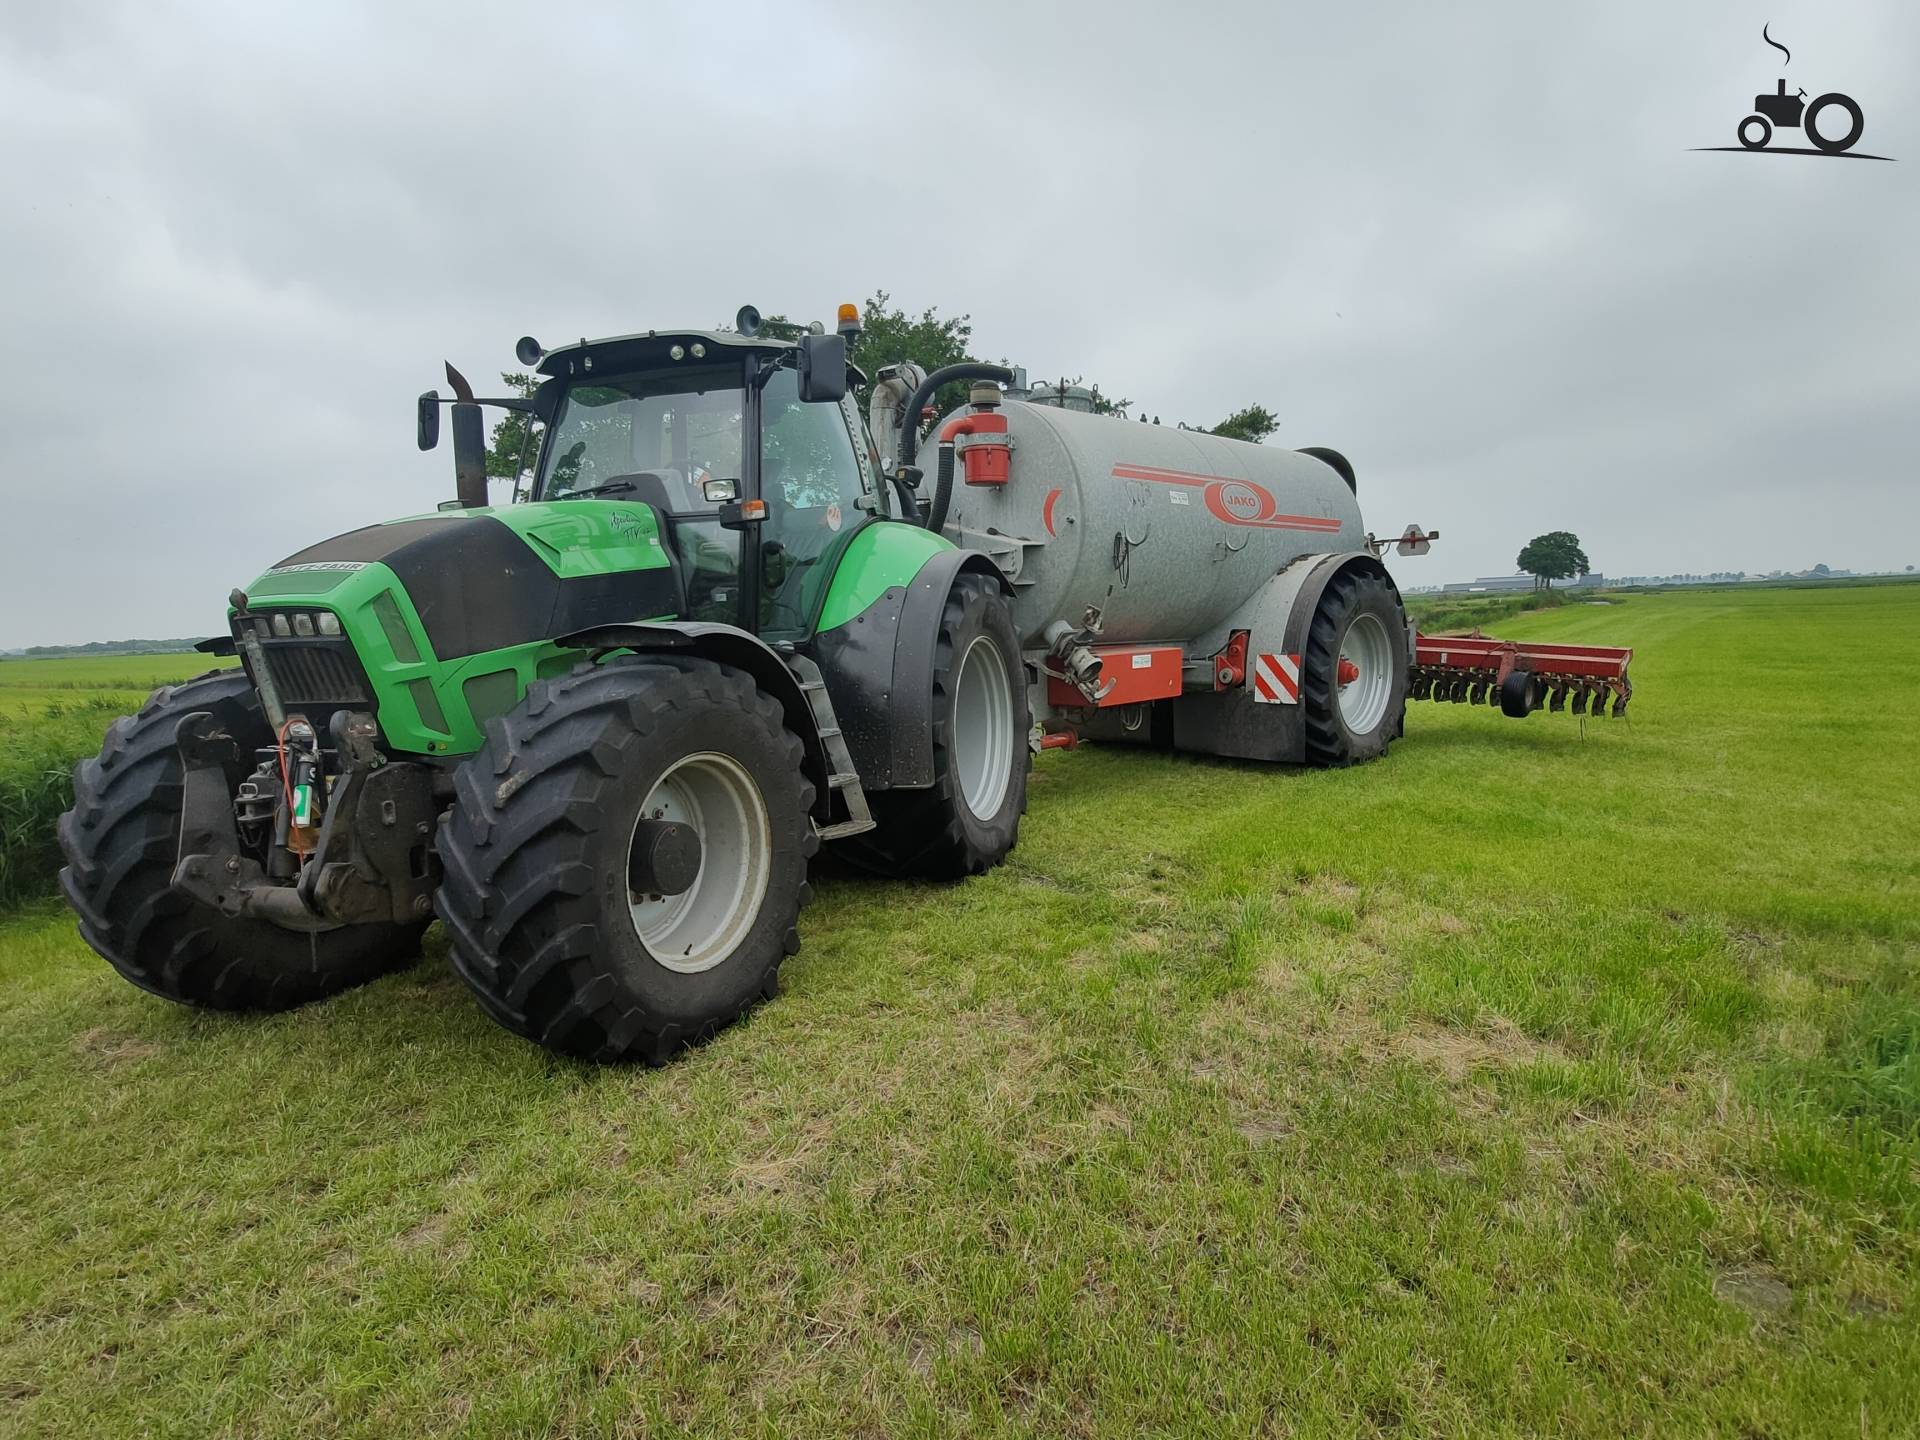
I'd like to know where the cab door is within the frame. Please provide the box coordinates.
[754,367,875,639]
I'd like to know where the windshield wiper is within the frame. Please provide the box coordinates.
[555,478,638,501]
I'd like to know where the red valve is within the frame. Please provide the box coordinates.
[940,410,1011,486]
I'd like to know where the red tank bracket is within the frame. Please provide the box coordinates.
[1048,644,1182,708]
[1211,630,1250,690]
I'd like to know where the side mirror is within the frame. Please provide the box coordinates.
[797,332,848,403]
[450,402,488,508]
[417,391,441,450]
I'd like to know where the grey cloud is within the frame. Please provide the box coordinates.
[1,0,1914,646]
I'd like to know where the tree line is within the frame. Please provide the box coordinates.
[479,294,1595,585]
[483,293,1279,480]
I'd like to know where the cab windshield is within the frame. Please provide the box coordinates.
[533,358,876,636]
[537,364,744,507]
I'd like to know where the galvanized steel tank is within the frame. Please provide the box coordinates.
[933,401,1367,647]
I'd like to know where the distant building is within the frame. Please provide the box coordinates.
[1442,573,1605,594]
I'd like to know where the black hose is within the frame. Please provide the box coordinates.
[926,443,958,535]
[896,362,1016,471]
[888,470,922,524]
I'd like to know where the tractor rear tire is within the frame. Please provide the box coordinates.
[434,656,816,1063]
[1301,568,1410,768]
[57,669,426,1011]
[838,574,1029,879]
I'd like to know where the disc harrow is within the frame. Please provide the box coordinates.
[1412,631,1632,719]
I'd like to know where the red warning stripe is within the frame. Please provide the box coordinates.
[1251,652,1301,704]
[1110,463,1346,533]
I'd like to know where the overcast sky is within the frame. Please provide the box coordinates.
[2,1,1914,646]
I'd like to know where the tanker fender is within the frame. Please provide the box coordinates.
[1268,551,1407,681]
[807,548,1012,791]
[1172,551,1405,762]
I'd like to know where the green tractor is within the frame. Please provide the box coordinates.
[59,308,1030,1061]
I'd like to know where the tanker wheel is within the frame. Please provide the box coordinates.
[838,574,1030,880]
[1804,93,1863,153]
[435,655,815,1063]
[1301,568,1410,767]
[57,669,426,1011]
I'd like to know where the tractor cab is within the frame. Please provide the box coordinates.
[523,327,883,639]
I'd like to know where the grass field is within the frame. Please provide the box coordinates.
[0,655,237,907]
[2,585,1916,1437]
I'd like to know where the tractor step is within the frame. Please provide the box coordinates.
[787,657,877,840]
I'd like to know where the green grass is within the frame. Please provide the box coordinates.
[0,657,235,908]
[2,585,1916,1437]
[1403,584,1571,633]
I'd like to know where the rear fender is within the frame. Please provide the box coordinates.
[808,549,1010,790]
[556,621,833,819]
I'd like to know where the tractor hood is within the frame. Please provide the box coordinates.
[246,502,678,662]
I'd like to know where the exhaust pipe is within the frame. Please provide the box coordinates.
[445,363,490,509]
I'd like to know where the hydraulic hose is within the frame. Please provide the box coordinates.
[927,440,959,536]
[888,470,923,524]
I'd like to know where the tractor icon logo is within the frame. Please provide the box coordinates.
[1743,79,1861,153]
[1694,25,1894,162]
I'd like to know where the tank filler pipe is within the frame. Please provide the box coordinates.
[897,363,1015,466]
[900,365,1015,532]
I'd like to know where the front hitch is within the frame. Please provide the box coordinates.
[171,711,329,929]
[170,709,441,929]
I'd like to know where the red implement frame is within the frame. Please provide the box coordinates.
[1412,630,1633,718]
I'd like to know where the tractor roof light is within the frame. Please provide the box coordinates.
[837,303,861,336]
[669,344,686,360]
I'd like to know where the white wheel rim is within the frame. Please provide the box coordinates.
[1337,613,1394,734]
[954,634,1014,821]
[627,753,770,974]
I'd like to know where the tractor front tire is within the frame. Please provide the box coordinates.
[435,656,816,1063]
[1301,568,1410,768]
[57,670,426,1011]
[838,574,1030,879]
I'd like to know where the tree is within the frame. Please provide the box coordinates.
[1208,404,1280,444]
[487,294,1276,492]
[1516,531,1591,589]
[720,294,995,449]
[851,291,976,410]
[1171,404,1280,441]
[485,372,541,482]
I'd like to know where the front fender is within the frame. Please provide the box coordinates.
[556,621,833,818]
